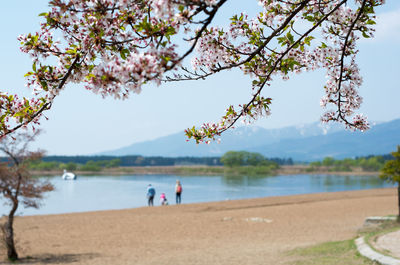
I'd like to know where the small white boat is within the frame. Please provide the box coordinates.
[62,169,77,180]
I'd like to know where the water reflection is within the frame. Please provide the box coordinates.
[0,174,393,216]
[310,175,386,191]
[221,174,272,187]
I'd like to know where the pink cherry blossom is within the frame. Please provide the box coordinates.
[1,0,385,141]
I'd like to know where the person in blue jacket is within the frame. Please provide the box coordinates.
[146,184,156,206]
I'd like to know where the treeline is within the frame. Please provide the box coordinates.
[38,155,293,166]
[308,154,394,172]
[22,155,223,171]
[14,153,294,172]
[40,155,222,166]
[220,151,285,176]
[220,151,280,167]
[28,159,122,172]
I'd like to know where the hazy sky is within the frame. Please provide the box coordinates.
[1,0,400,155]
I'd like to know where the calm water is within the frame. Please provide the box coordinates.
[0,174,394,216]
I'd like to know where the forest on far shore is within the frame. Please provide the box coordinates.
[0,151,391,173]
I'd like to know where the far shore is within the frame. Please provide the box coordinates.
[30,164,379,177]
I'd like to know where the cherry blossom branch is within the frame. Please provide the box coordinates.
[1,55,80,137]
[167,0,228,70]
[335,0,368,128]
[185,0,365,143]
[1,0,384,141]
[216,0,349,135]
[167,0,311,81]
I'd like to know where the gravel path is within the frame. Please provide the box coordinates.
[376,230,400,259]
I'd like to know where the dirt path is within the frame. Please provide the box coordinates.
[2,188,397,265]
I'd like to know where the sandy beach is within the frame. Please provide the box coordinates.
[2,188,397,265]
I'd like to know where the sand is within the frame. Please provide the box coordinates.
[2,188,397,265]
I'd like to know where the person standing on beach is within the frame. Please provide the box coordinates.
[175,180,182,204]
[147,184,156,206]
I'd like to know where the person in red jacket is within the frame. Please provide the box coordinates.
[175,180,182,204]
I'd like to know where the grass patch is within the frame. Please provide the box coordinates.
[287,240,377,265]
[287,220,400,265]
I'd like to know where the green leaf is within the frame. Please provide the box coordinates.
[366,19,376,25]
[362,31,370,38]
[120,48,130,60]
[40,80,48,91]
[286,31,294,44]
[66,49,76,55]
[304,36,314,46]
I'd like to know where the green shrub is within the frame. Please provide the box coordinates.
[79,161,101,171]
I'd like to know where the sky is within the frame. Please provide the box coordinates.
[1,0,400,155]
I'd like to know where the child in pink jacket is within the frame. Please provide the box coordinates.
[160,193,168,205]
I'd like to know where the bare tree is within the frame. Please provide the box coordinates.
[0,130,54,261]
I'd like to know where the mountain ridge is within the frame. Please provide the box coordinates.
[98,119,400,161]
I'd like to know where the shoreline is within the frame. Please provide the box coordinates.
[4,188,397,264]
[30,165,380,177]
[19,185,393,218]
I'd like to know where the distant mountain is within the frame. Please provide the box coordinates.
[96,119,399,160]
[98,122,343,157]
[249,119,400,161]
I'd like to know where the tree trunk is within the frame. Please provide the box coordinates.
[2,200,19,261]
[398,183,400,222]
[3,218,18,261]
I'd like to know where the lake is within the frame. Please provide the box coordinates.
[0,174,394,216]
